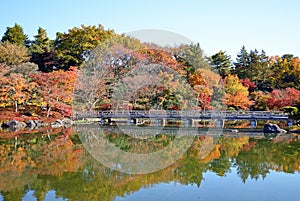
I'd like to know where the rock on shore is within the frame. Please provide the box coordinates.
[1,118,73,131]
[263,123,287,133]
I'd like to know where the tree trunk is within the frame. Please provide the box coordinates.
[88,99,99,111]
[47,106,51,118]
[14,100,18,112]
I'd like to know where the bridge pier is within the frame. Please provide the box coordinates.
[155,119,159,127]
[184,119,194,127]
[191,119,197,127]
[184,119,189,127]
[251,120,257,128]
[100,118,105,126]
[154,119,167,127]
[133,118,138,125]
[127,118,131,126]
[216,119,224,128]
[162,119,167,127]
[100,118,113,125]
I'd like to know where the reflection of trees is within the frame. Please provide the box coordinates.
[0,130,84,200]
[0,172,36,201]
[209,156,232,177]
[234,138,300,182]
[234,139,270,182]
[174,154,208,187]
[0,130,299,200]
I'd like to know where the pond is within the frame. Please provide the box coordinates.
[0,125,299,201]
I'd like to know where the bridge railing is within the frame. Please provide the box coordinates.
[74,110,289,120]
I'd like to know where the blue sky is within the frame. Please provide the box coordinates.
[1,0,299,58]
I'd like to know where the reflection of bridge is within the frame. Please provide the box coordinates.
[94,125,264,137]
[76,124,289,138]
[74,110,292,128]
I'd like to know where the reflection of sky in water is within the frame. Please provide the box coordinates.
[21,190,67,201]
[115,169,300,201]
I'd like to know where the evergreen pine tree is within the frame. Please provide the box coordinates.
[1,23,28,46]
[209,50,232,78]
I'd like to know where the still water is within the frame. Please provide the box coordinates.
[0,125,299,201]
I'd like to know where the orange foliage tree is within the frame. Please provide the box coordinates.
[224,74,251,110]
[189,70,211,110]
[0,73,35,112]
[30,67,78,117]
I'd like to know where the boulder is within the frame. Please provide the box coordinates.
[62,118,73,127]
[1,122,10,129]
[23,111,33,116]
[51,119,64,128]
[26,120,37,129]
[51,118,73,128]
[263,123,287,133]
[2,120,27,131]
[34,120,42,127]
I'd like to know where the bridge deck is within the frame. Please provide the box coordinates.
[75,110,290,121]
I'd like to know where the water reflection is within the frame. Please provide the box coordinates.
[0,126,299,201]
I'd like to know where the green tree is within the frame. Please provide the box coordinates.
[29,27,55,71]
[282,54,294,61]
[30,27,53,54]
[1,23,28,46]
[54,24,115,69]
[209,50,232,78]
[234,47,261,80]
[254,50,272,91]
[232,45,249,79]
[176,43,210,70]
[233,46,272,91]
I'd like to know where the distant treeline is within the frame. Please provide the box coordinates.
[1,23,300,120]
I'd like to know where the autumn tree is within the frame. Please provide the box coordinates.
[195,68,223,109]
[290,57,300,88]
[189,70,210,110]
[1,23,28,46]
[75,37,146,111]
[250,91,270,111]
[74,63,107,111]
[224,74,250,110]
[269,56,300,90]
[0,73,35,112]
[30,67,78,117]
[0,42,30,65]
[0,63,11,77]
[10,62,38,78]
[240,78,256,93]
[264,88,300,110]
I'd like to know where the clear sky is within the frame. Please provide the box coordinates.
[1,0,299,58]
